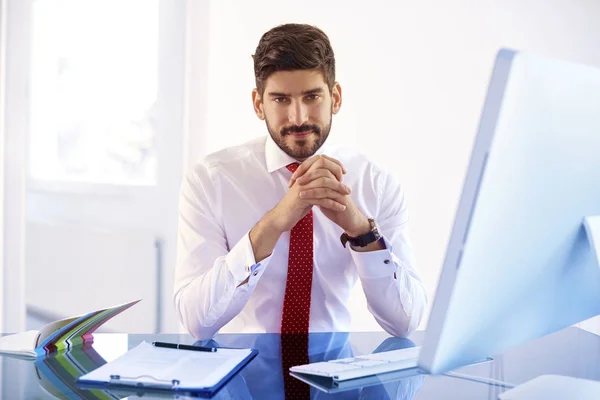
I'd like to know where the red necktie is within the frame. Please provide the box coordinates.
[280,162,314,334]
[281,334,310,399]
[280,162,313,398]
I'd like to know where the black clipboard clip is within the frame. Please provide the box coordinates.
[109,374,181,390]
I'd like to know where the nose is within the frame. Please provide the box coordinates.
[288,100,309,126]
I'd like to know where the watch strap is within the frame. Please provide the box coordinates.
[340,218,381,248]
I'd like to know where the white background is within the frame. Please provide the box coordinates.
[0,0,5,334]
[200,0,600,332]
[2,0,600,334]
[1,0,27,334]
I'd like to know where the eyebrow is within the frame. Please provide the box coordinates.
[267,88,325,97]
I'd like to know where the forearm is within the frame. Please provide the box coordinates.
[249,209,284,262]
[360,268,427,337]
[350,238,427,337]
[343,211,385,253]
[175,231,270,340]
[175,165,277,339]
[351,168,427,336]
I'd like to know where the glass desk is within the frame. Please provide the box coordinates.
[1,327,599,399]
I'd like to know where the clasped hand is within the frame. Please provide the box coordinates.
[271,154,370,236]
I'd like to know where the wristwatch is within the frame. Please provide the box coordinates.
[340,218,381,248]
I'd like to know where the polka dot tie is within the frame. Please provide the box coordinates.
[280,334,310,399]
[281,162,314,335]
[280,162,312,399]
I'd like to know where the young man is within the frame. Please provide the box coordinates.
[174,23,427,341]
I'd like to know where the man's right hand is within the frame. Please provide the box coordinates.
[248,154,350,265]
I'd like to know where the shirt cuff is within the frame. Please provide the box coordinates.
[349,235,397,280]
[225,230,272,286]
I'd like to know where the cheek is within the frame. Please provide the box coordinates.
[264,110,287,133]
[312,104,330,122]
[265,106,288,123]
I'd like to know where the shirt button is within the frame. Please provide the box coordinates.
[384,259,391,264]
[253,270,259,276]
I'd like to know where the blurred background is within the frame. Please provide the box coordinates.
[1,0,600,336]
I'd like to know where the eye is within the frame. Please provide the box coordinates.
[274,97,289,103]
[306,94,320,101]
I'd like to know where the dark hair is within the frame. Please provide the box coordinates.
[252,23,336,96]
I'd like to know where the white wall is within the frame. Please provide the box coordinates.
[1,0,26,334]
[199,0,600,331]
[0,0,5,334]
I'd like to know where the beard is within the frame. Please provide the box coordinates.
[266,114,332,160]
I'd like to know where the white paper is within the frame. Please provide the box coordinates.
[0,330,39,358]
[78,341,252,390]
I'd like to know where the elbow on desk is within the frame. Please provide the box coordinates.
[384,312,423,338]
[173,286,221,341]
[380,298,427,338]
[380,319,413,339]
[394,282,429,337]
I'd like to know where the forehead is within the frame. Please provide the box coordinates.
[263,69,328,95]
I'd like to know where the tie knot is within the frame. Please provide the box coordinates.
[286,162,300,173]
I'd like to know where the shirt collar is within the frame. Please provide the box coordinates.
[265,134,329,173]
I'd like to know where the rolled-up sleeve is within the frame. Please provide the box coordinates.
[173,165,272,340]
[349,171,428,338]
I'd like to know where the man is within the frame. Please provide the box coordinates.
[174,23,427,341]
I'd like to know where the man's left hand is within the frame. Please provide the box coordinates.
[291,155,371,237]
[317,194,371,237]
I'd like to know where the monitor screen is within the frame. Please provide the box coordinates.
[418,49,600,374]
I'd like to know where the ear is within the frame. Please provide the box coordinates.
[252,88,265,120]
[331,82,342,115]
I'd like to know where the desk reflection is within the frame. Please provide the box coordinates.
[197,332,424,399]
[33,344,124,399]
[16,333,423,399]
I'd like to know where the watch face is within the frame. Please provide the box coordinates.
[369,218,381,239]
[373,228,381,240]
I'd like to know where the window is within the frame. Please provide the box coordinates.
[29,0,159,186]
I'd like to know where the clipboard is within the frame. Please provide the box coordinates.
[75,341,258,396]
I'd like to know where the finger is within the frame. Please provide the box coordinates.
[290,154,346,183]
[290,156,344,187]
[296,168,336,185]
[304,198,346,211]
[320,154,347,174]
[316,157,344,182]
[299,176,351,195]
[289,155,321,185]
[299,187,346,200]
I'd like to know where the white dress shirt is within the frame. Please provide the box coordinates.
[174,135,427,340]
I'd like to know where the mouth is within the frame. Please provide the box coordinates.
[288,131,314,139]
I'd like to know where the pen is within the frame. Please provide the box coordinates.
[152,341,217,352]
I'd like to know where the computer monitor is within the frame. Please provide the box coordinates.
[417,49,600,375]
